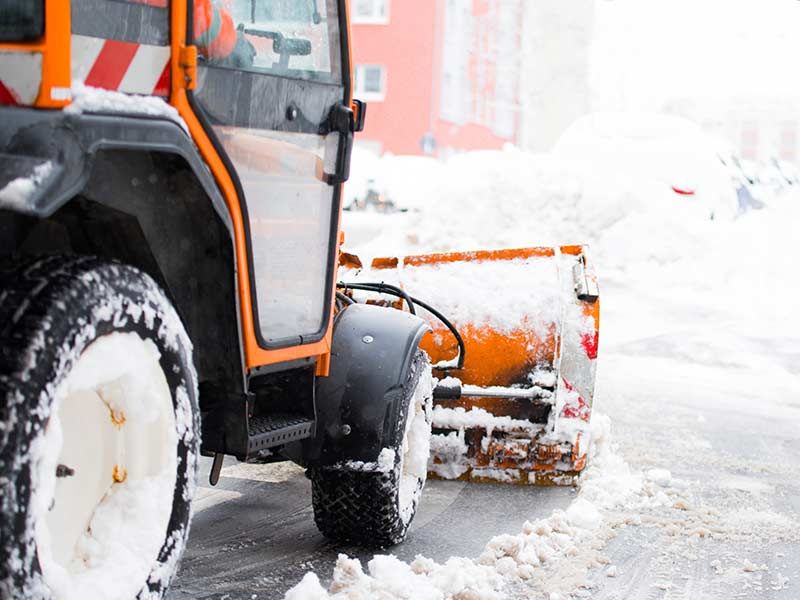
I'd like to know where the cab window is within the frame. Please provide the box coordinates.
[195,0,341,83]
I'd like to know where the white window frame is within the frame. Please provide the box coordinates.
[355,64,387,102]
[351,0,390,24]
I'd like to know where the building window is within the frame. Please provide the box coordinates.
[355,64,386,101]
[352,0,390,24]
[439,0,472,125]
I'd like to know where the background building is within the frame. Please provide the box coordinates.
[518,0,595,153]
[350,0,524,157]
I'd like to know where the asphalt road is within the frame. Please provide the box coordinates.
[166,459,575,599]
[166,284,800,600]
[580,280,800,600]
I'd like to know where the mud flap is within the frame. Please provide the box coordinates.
[340,245,600,485]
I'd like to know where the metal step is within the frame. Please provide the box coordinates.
[248,414,314,454]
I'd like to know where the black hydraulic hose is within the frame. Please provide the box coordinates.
[405,294,465,370]
[335,291,355,306]
[339,282,416,315]
[337,282,465,370]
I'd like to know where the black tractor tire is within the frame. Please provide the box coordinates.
[0,256,200,600]
[309,350,433,547]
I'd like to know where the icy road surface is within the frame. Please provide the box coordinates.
[166,461,574,598]
[171,150,799,599]
[167,273,800,599]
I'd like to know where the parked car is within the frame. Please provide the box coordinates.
[553,113,740,219]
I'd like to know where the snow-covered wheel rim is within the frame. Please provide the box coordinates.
[0,256,199,600]
[33,333,180,599]
[397,357,434,525]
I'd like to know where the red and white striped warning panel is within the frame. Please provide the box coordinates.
[72,34,170,97]
[0,52,43,106]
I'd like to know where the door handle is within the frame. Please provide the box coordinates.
[320,102,365,186]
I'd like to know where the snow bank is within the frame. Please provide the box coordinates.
[345,146,667,261]
[285,554,503,600]
[344,145,800,338]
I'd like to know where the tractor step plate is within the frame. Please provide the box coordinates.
[247,414,315,454]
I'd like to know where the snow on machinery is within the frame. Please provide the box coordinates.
[340,245,600,485]
[0,1,599,598]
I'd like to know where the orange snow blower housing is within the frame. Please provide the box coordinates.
[341,245,600,485]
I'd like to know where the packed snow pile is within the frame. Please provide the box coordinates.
[285,554,504,600]
[345,145,683,259]
[283,414,648,599]
[344,145,799,333]
[348,143,794,250]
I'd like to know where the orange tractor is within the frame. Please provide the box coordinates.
[0,1,599,598]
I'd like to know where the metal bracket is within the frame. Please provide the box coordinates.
[179,45,198,90]
[209,452,225,486]
[572,254,599,302]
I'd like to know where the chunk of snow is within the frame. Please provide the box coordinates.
[472,468,521,484]
[336,448,396,473]
[566,498,602,530]
[645,468,672,487]
[742,559,768,573]
[0,161,53,210]
[283,573,328,600]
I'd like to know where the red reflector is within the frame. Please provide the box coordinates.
[672,186,695,196]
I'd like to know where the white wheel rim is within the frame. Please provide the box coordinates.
[32,332,178,600]
[398,362,433,522]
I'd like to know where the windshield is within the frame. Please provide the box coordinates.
[196,0,341,82]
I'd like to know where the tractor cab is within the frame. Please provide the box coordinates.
[192,0,357,348]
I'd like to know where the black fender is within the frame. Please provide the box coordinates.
[0,107,246,409]
[298,303,430,467]
[0,106,231,231]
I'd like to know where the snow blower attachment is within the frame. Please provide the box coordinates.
[339,246,600,485]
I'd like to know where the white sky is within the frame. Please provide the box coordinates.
[590,0,800,111]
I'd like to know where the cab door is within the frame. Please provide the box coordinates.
[190,0,352,350]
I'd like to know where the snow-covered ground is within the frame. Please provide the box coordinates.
[283,149,800,598]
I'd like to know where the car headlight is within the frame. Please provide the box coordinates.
[0,0,45,42]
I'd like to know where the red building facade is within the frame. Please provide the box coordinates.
[351,0,521,157]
